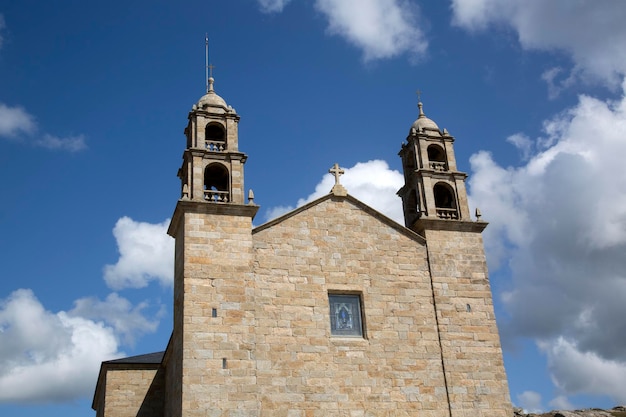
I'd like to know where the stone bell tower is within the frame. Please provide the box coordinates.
[177,76,248,204]
[166,76,259,417]
[397,101,472,229]
[398,101,513,416]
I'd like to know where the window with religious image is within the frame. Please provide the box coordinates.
[329,294,364,337]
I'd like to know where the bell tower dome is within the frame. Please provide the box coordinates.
[397,100,482,234]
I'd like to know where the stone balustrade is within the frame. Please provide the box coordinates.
[205,140,226,152]
[436,207,459,219]
[204,190,229,202]
[430,161,447,171]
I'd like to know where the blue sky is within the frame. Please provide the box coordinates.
[1,1,626,415]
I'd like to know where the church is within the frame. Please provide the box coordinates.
[92,74,513,417]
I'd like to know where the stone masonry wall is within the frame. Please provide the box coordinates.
[423,228,512,417]
[103,368,164,417]
[252,197,450,417]
[177,210,257,417]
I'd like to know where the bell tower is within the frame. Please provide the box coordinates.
[166,74,259,417]
[398,100,513,416]
[177,76,248,205]
[397,101,474,231]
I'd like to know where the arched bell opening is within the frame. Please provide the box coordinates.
[427,144,447,171]
[204,163,230,202]
[433,182,458,219]
[205,123,226,151]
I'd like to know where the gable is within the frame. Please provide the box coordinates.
[252,194,428,287]
[254,193,424,243]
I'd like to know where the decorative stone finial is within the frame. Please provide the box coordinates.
[329,163,347,196]
[475,208,482,221]
[418,101,425,118]
[208,76,215,92]
[248,189,255,205]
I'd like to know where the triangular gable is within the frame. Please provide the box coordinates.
[253,192,425,245]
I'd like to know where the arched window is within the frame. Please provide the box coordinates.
[204,163,229,202]
[205,123,226,151]
[433,182,458,219]
[427,144,447,171]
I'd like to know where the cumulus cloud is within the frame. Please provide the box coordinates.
[450,0,626,87]
[257,0,292,13]
[541,338,626,404]
[0,103,37,137]
[0,102,87,151]
[506,133,533,161]
[0,216,171,403]
[104,217,174,290]
[315,0,428,61]
[542,67,579,100]
[69,293,161,345]
[34,134,87,152]
[468,82,626,401]
[517,390,543,414]
[264,160,404,223]
[256,0,428,61]
[0,289,123,403]
[548,394,574,411]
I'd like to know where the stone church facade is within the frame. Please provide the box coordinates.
[92,76,513,417]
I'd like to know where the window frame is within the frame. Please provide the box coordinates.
[328,293,365,338]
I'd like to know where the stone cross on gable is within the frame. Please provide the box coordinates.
[329,163,345,186]
[329,163,348,196]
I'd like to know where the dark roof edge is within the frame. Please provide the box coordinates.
[104,351,165,365]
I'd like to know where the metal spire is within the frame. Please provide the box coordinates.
[205,34,209,93]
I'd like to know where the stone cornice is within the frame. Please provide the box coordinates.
[411,218,488,235]
[167,200,259,237]
[186,149,248,163]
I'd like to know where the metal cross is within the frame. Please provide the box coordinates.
[329,163,345,185]
[416,89,422,102]
[208,64,215,78]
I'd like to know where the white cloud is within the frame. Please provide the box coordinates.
[540,338,626,404]
[257,0,292,13]
[315,0,428,61]
[517,390,543,414]
[548,395,574,411]
[0,102,87,151]
[0,216,169,403]
[264,160,404,223]
[35,134,86,152]
[542,67,579,100]
[104,217,174,290]
[451,0,626,87]
[69,293,161,345]
[468,82,626,401]
[506,133,533,161]
[0,289,123,403]
[0,103,37,138]
[257,0,428,61]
